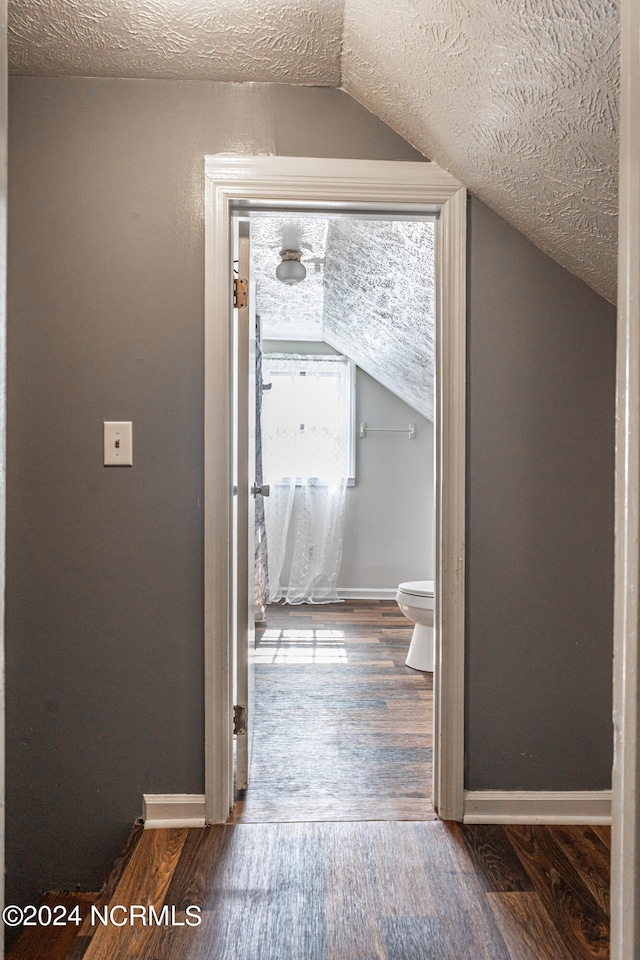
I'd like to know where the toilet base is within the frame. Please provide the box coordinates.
[405,622,434,672]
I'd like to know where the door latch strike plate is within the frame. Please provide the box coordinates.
[233,704,247,736]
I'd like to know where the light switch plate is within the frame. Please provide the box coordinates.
[104,421,133,466]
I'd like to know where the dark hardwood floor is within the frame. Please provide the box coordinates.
[71,820,609,960]
[230,600,434,823]
[7,601,611,959]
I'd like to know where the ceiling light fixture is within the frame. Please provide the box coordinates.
[275,249,306,285]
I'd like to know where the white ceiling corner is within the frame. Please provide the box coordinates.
[8,0,619,302]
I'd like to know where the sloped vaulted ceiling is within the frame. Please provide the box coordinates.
[342,0,619,303]
[8,0,619,302]
[251,217,437,420]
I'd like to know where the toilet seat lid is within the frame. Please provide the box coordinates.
[398,580,434,598]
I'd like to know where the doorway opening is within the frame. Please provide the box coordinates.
[204,156,467,825]
[233,210,437,821]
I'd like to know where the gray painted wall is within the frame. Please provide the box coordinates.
[6,78,423,911]
[6,77,615,912]
[465,197,616,790]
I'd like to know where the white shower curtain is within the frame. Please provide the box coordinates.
[261,354,350,604]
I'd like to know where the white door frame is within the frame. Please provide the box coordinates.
[204,155,467,824]
[611,0,640,956]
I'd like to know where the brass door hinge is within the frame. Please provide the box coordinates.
[233,278,248,309]
[233,704,247,736]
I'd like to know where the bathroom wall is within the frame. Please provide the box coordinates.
[6,77,425,913]
[342,367,433,591]
[262,339,434,593]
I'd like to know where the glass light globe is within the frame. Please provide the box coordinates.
[276,251,307,284]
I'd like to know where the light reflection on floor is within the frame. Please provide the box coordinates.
[255,628,348,664]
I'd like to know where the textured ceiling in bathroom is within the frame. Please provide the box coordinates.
[251,216,436,420]
[322,219,436,421]
[8,0,619,302]
[251,218,327,342]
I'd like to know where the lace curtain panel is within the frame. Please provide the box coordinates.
[261,354,351,604]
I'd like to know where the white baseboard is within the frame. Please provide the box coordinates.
[463,789,612,824]
[338,588,398,600]
[143,793,206,829]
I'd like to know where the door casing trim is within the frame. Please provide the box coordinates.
[611,0,640,955]
[204,155,467,823]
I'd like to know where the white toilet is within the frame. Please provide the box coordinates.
[396,580,435,672]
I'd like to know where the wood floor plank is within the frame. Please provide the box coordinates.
[456,824,535,893]
[548,825,611,916]
[82,828,188,960]
[325,823,388,960]
[486,891,577,960]
[261,822,328,960]
[369,821,437,919]
[505,824,609,960]
[380,916,450,960]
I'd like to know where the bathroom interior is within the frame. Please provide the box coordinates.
[235,212,438,819]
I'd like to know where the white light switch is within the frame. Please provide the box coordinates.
[104,421,133,466]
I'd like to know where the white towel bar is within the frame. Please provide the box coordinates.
[359,422,416,439]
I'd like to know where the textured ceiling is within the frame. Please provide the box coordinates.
[8,0,342,83]
[342,0,619,303]
[323,218,436,420]
[8,0,619,302]
[251,218,327,342]
[251,216,436,420]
